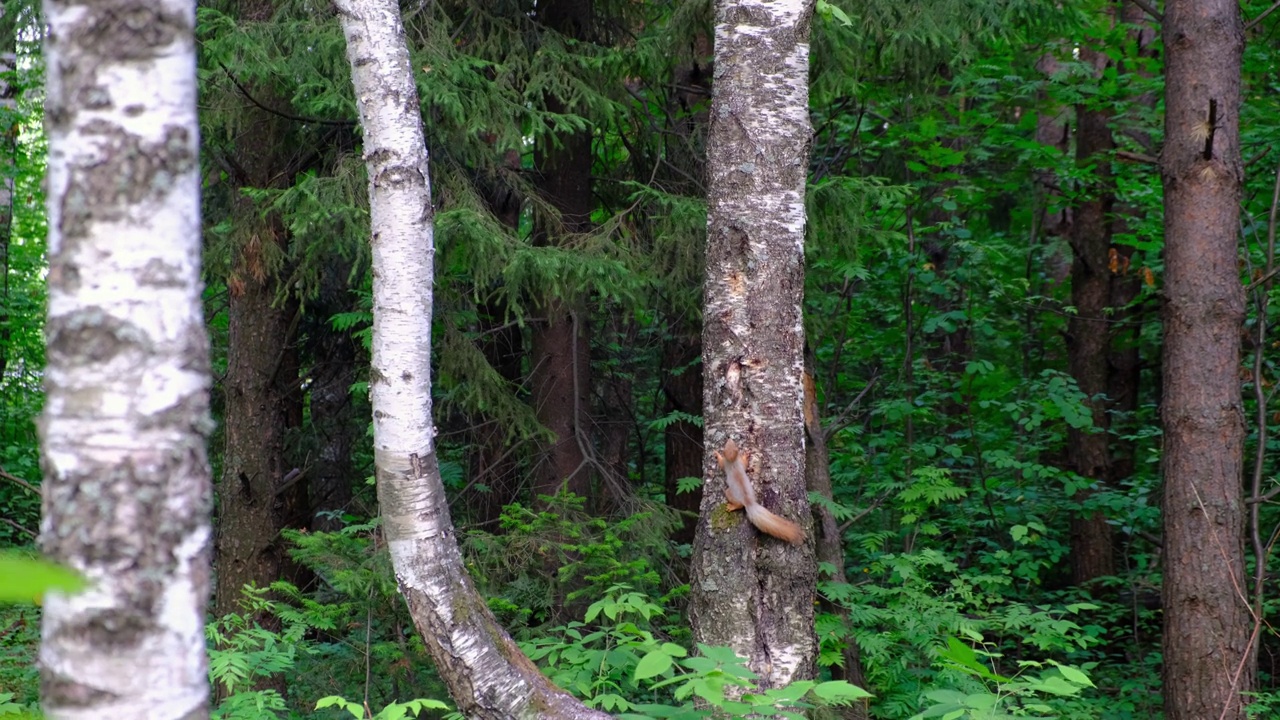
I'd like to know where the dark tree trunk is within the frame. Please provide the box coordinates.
[466,166,526,528]
[529,295,592,500]
[1160,1,1251,717]
[1066,44,1116,586]
[662,331,704,546]
[213,0,305,618]
[216,257,301,616]
[530,0,595,501]
[803,364,869,720]
[468,296,525,527]
[308,265,363,532]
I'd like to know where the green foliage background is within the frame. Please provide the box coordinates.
[5,0,1280,718]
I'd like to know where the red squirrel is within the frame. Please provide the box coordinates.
[716,440,804,545]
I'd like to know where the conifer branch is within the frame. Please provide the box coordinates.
[219,62,357,128]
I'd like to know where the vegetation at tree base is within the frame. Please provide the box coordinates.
[1,0,1280,717]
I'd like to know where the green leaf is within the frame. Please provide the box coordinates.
[634,649,674,681]
[0,552,86,603]
[315,696,364,718]
[816,0,853,26]
[1053,662,1095,688]
[812,680,873,702]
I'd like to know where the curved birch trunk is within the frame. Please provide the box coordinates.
[334,1,609,717]
[691,0,817,690]
[39,2,212,718]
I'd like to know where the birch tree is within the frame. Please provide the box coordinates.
[334,1,607,717]
[1159,0,1252,717]
[691,0,817,688]
[39,1,212,719]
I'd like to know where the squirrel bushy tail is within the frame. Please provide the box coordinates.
[744,502,805,545]
[718,440,805,545]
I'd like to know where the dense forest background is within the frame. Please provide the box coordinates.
[3,0,1280,717]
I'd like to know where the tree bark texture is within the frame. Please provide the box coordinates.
[1160,1,1252,718]
[213,0,306,618]
[803,366,868,719]
[1066,43,1116,586]
[306,263,363,532]
[0,15,13,383]
[39,2,212,718]
[216,267,300,616]
[336,1,608,717]
[1106,0,1157,492]
[530,0,595,502]
[663,331,704,546]
[691,0,817,690]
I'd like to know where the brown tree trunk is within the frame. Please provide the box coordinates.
[216,251,301,616]
[530,0,594,502]
[1160,1,1251,717]
[662,331,704,546]
[804,367,869,720]
[1066,42,1116,586]
[213,0,305,617]
[308,265,363,532]
[467,296,525,527]
[1106,0,1156,493]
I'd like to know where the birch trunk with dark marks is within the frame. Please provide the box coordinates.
[335,1,608,716]
[690,0,817,690]
[39,2,212,717]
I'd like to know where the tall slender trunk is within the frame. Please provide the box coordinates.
[212,0,306,619]
[1066,41,1116,586]
[529,0,595,502]
[336,1,608,716]
[662,331,703,545]
[691,0,817,689]
[1160,1,1251,717]
[804,361,869,720]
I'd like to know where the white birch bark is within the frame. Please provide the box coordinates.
[38,2,211,719]
[334,1,608,717]
[692,0,817,690]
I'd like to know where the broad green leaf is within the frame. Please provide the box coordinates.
[634,649,673,681]
[0,552,86,603]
